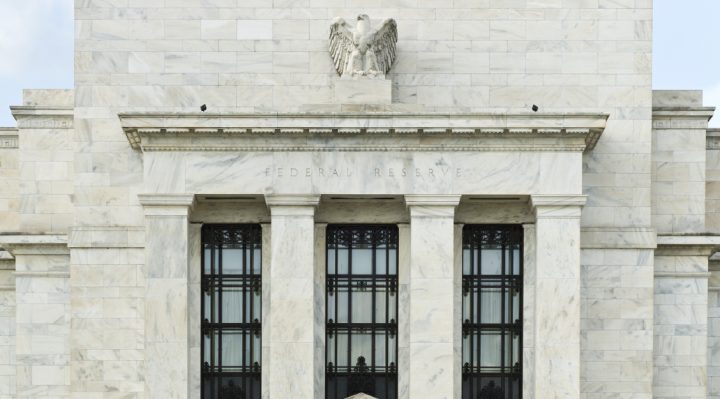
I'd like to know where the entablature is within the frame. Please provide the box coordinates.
[119,112,608,153]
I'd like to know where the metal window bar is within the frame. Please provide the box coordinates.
[462,225,523,399]
[201,224,262,399]
[326,225,399,399]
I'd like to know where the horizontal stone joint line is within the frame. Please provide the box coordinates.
[654,272,711,278]
[14,271,70,278]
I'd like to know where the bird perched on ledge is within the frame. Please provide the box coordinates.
[329,14,398,78]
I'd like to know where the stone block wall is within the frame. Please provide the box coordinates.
[581,245,654,398]
[0,1,660,398]
[71,4,655,397]
[652,91,713,234]
[10,241,71,398]
[0,252,15,399]
[0,128,19,233]
[707,129,720,233]
[709,260,720,399]
[11,90,74,234]
[654,253,709,399]
[72,0,653,233]
[68,228,145,397]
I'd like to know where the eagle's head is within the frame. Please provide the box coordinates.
[357,14,370,22]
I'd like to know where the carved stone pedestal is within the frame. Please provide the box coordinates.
[333,78,392,104]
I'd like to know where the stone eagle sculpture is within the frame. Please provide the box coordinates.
[329,15,398,78]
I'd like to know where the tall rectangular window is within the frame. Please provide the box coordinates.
[201,224,262,399]
[326,225,399,399]
[462,225,523,399]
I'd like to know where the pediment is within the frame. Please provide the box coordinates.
[119,111,607,153]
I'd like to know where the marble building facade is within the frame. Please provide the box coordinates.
[1,0,720,398]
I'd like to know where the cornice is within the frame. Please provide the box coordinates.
[655,235,720,257]
[138,194,195,217]
[0,234,69,256]
[10,106,74,129]
[119,112,608,153]
[707,129,720,150]
[652,107,715,130]
[652,107,716,117]
[0,128,18,148]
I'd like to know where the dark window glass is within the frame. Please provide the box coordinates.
[326,225,398,399]
[462,225,523,399]
[202,225,262,399]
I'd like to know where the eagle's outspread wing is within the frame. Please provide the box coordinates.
[329,18,355,76]
[370,19,398,75]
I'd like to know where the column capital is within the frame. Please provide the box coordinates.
[138,193,195,216]
[531,195,586,219]
[264,194,321,207]
[265,194,320,217]
[404,195,461,207]
[405,195,460,218]
[530,195,587,208]
[0,234,69,256]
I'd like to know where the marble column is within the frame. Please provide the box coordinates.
[138,194,194,399]
[265,194,320,399]
[530,195,586,399]
[405,195,461,399]
[522,224,536,399]
[260,223,271,399]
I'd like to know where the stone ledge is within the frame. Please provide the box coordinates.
[656,235,720,256]
[657,235,720,246]
[0,234,69,256]
[0,234,68,245]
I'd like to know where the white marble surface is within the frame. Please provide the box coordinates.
[0,1,690,396]
[654,251,711,399]
[532,196,584,399]
[141,195,193,399]
[652,95,710,234]
[144,150,583,197]
[11,243,70,398]
[333,79,392,105]
[406,195,459,399]
[266,195,320,399]
[523,224,536,399]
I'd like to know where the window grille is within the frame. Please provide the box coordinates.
[326,225,399,399]
[462,225,523,399]
[201,224,262,399]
